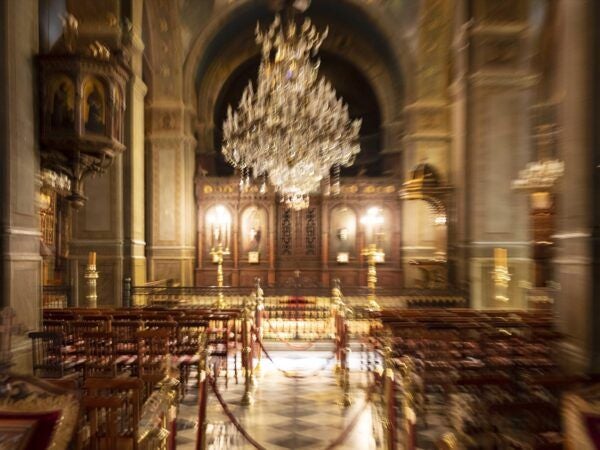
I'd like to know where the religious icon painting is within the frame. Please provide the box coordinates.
[241,206,267,254]
[83,77,106,134]
[48,74,75,131]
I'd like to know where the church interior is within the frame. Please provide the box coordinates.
[1,0,600,448]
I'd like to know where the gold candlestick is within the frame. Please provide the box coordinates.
[84,253,99,308]
[492,247,511,302]
[361,243,383,311]
[210,242,230,309]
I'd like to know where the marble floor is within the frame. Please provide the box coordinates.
[175,349,384,450]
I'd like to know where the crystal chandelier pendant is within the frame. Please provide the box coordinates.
[221,5,361,209]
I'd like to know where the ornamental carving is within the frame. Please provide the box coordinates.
[38,15,130,208]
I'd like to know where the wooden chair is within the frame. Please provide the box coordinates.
[83,331,120,379]
[29,331,82,379]
[112,320,143,375]
[83,377,143,450]
[206,313,238,386]
[175,319,208,396]
[137,329,171,399]
[79,315,112,331]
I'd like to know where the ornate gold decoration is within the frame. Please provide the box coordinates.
[38,14,129,208]
[0,378,80,450]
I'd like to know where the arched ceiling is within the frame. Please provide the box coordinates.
[183,0,416,120]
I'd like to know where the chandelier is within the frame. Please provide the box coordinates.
[222,9,362,210]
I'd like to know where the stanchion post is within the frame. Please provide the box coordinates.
[382,344,397,450]
[341,322,352,407]
[331,278,343,375]
[240,296,254,406]
[254,278,264,373]
[196,342,209,450]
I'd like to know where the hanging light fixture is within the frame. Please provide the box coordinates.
[222,1,362,210]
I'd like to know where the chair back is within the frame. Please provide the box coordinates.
[29,331,67,378]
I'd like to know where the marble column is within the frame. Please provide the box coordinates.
[145,105,196,284]
[553,0,597,373]
[144,0,196,285]
[464,0,535,309]
[401,0,453,285]
[0,0,42,371]
[122,0,147,286]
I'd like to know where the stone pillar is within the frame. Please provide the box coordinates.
[449,1,470,290]
[464,0,535,308]
[145,108,196,284]
[65,1,128,306]
[553,0,597,372]
[144,0,196,284]
[402,0,453,283]
[122,0,147,286]
[0,0,42,371]
[69,160,125,306]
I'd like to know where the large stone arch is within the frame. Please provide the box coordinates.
[182,0,416,111]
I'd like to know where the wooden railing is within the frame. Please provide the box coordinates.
[42,285,72,308]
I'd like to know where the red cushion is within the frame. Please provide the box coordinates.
[0,410,62,450]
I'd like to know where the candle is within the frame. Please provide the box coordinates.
[494,248,507,268]
[88,251,96,266]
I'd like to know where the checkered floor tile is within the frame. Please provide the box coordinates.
[175,350,381,449]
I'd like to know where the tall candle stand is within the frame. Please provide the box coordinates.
[492,248,511,302]
[492,265,511,303]
[84,252,99,308]
[361,243,383,311]
[210,242,230,309]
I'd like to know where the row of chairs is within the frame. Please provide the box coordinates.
[372,308,582,450]
[34,307,243,396]
[28,306,250,450]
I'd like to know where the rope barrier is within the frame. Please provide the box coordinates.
[208,373,266,450]
[262,318,319,350]
[203,337,377,450]
[254,332,337,379]
[324,386,374,450]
